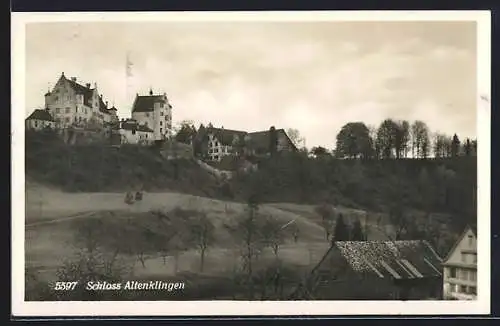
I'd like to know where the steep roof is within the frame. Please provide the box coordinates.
[326,240,443,280]
[26,109,55,122]
[207,127,247,146]
[99,96,110,114]
[131,95,166,113]
[65,77,94,107]
[442,224,477,263]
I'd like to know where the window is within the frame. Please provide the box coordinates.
[460,285,467,293]
[461,253,467,263]
[460,269,468,280]
[132,130,136,135]
[65,117,70,123]
[146,113,150,118]
[160,111,164,116]
[145,134,148,138]
[56,108,61,113]
[34,121,38,127]
[470,270,477,282]
[468,235,473,247]
[160,103,164,108]
[470,286,477,295]
[449,267,456,278]
[160,121,163,126]
[160,128,163,133]
[65,108,70,113]
[473,254,477,264]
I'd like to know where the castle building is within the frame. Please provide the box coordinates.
[131,89,173,141]
[44,72,118,130]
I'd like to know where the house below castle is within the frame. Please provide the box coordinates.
[25,108,55,131]
[194,124,297,161]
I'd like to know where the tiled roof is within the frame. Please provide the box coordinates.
[26,109,55,122]
[207,127,247,146]
[246,129,294,152]
[131,95,166,113]
[331,240,443,279]
[66,77,94,107]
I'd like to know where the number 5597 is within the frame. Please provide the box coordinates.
[54,281,78,291]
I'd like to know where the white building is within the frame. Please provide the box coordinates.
[131,89,173,141]
[25,108,56,130]
[44,72,118,130]
[442,225,477,300]
[118,119,154,145]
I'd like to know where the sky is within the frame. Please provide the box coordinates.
[25,21,477,148]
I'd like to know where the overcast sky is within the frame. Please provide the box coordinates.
[25,21,477,148]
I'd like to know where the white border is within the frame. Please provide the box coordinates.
[11,10,491,317]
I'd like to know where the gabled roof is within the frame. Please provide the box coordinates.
[26,109,55,122]
[65,77,94,107]
[328,240,443,280]
[98,97,111,115]
[132,95,166,113]
[206,127,247,146]
[442,224,477,263]
[247,128,297,152]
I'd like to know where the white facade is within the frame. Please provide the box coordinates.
[131,91,173,141]
[442,226,477,300]
[207,133,233,161]
[26,119,55,131]
[44,73,118,130]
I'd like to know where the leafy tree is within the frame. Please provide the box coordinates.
[332,214,349,242]
[335,122,373,159]
[451,134,461,157]
[395,120,410,158]
[463,138,472,156]
[350,219,365,241]
[286,128,305,149]
[310,146,329,157]
[410,120,430,158]
[376,119,399,159]
[175,120,197,144]
[269,126,278,156]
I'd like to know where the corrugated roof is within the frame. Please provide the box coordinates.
[334,240,443,279]
[26,109,55,122]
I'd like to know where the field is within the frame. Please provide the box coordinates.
[24,180,457,300]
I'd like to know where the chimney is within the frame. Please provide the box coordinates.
[100,94,103,98]
[71,77,77,82]
[149,89,153,96]
[61,72,65,76]
[86,83,91,89]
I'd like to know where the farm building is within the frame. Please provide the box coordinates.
[290,240,443,300]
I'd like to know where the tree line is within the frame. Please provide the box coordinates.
[329,119,477,160]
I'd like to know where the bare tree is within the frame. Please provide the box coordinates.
[315,203,335,241]
[189,211,215,273]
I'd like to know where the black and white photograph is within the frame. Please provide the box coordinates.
[12,11,490,316]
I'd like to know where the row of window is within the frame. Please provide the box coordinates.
[54,107,91,115]
[448,283,477,295]
[446,267,477,282]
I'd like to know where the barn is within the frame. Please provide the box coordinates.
[290,240,443,300]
